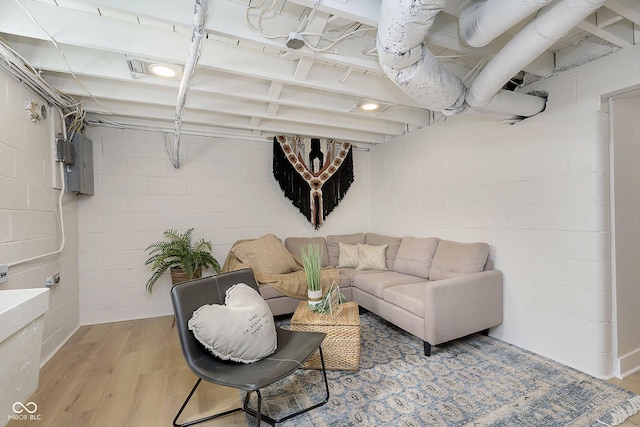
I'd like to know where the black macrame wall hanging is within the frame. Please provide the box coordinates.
[273,135,354,229]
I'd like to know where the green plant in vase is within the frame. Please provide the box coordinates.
[300,244,323,307]
[144,228,220,293]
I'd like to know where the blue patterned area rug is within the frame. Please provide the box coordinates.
[245,312,640,427]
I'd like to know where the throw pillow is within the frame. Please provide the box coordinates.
[337,242,359,268]
[356,243,388,270]
[188,283,277,363]
[365,233,402,269]
[231,234,299,274]
[327,233,366,266]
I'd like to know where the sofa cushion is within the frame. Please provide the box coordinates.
[393,237,440,279]
[357,243,388,270]
[383,282,429,318]
[327,233,366,267]
[353,271,425,298]
[366,233,403,270]
[232,234,299,274]
[338,268,378,287]
[285,237,330,267]
[337,269,355,288]
[429,240,489,280]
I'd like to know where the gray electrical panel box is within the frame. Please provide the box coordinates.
[65,133,94,195]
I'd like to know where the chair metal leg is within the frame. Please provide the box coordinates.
[243,347,330,425]
[173,378,243,427]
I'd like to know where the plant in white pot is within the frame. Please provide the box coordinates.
[300,244,323,307]
[144,228,220,293]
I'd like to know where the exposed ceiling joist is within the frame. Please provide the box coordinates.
[0,0,635,147]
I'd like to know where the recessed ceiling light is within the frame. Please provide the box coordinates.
[127,58,184,79]
[348,99,395,114]
[359,101,380,111]
[148,63,181,78]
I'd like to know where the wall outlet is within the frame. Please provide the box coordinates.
[45,272,60,288]
[0,264,8,284]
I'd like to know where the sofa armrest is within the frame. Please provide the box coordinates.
[424,270,503,345]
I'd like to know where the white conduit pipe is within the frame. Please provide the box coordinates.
[9,107,67,268]
[459,0,553,48]
[466,0,607,111]
[172,0,208,169]
[376,0,467,114]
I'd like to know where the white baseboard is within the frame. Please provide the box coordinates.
[40,325,80,369]
[617,347,640,378]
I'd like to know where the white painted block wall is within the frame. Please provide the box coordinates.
[369,45,640,377]
[0,73,79,362]
[78,129,370,325]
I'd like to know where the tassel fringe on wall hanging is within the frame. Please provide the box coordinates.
[273,135,354,229]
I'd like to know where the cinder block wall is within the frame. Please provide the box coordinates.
[0,73,80,362]
[78,129,371,325]
[369,45,640,377]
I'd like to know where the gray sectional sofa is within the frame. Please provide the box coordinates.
[226,232,503,356]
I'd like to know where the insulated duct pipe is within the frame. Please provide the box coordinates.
[377,0,547,118]
[459,0,553,47]
[377,0,467,114]
[172,0,208,169]
[466,0,607,111]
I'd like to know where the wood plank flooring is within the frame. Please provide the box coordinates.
[9,315,640,427]
[8,316,245,427]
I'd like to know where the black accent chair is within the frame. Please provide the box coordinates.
[170,268,329,427]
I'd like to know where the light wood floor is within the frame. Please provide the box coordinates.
[11,315,640,427]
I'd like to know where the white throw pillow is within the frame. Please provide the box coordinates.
[356,243,388,270]
[188,283,277,363]
[337,242,359,268]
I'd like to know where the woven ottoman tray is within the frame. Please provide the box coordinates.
[290,301,361,371]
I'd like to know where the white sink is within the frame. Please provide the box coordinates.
[0,289,49,343]
[0,288,49,427]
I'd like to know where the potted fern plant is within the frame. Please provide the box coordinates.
[144,228,220,292]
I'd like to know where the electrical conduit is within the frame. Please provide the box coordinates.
[172,0,208,169]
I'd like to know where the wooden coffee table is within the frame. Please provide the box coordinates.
[289,301,361,371]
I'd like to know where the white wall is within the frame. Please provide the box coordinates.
[611,91,640,377]
[368,45,640,378]
[0,72,79,362]
[78,129,370,325]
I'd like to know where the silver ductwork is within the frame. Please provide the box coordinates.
[378,0,607,119]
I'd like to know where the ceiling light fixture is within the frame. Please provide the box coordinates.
[127,58,183,79]
[348,99,395,114]
[359,100,380,111]
[148,63,182,78]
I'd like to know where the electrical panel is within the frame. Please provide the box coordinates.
[65,133,94,195]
